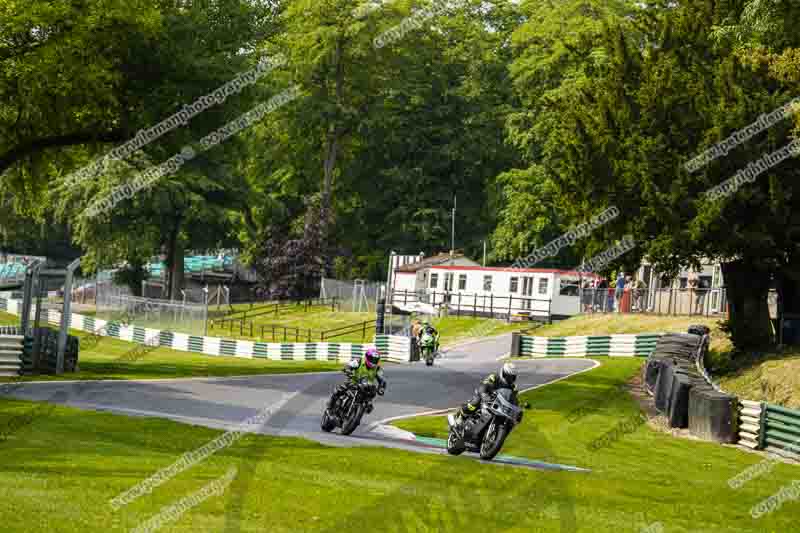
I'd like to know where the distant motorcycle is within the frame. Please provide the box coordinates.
[321,377,380,435]
[420,332,437,366]
[446,389,530,460]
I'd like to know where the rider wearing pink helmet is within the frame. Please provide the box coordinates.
[326,347,387,413]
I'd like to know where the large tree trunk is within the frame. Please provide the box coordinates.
[722,259,773,350]
[776,261,800,345]
[164,216,184,301]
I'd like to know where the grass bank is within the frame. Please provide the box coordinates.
[0,358,797,531]
[394,357,799,532]
[0,311,339,382]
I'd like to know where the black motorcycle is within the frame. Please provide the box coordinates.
[446,389,530,460]
[321,377,380,435]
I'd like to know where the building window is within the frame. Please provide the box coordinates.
[458,274,467,290]
[430,273,438,289]
[559,279,579,296]
[483,275,493,292]
[444,272,454,291]
[509,277,519,293]
[538,277,549,295]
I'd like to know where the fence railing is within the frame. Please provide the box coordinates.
[209,316,376,343]
[762,403,800,459]
[576,287,729,317]
[216,297,340,322]
[390,289,552,321]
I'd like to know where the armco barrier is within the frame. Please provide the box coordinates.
[0,296,412,364]
[513,333,661,358]
[763,403,800,460]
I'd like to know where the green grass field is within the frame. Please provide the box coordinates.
[0,311,338,382]
[0,357,797,531]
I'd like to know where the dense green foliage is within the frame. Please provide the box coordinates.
[2,0,799,347]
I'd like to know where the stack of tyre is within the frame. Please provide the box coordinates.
[21,328,79,374]
[643,325,738,443]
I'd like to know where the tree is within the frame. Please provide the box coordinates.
[506,0,800,349]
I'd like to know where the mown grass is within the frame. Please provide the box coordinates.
[0,358,797,531]
[395,357,800,532]
[0,311,338,382]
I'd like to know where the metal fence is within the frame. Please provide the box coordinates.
[320,277,383,313]
[575,288,730,317]
[390,289,552,321]
[96,282,208,336]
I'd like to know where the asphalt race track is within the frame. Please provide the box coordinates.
[0,334,596,456]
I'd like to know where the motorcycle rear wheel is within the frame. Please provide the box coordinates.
[479,422,509,460]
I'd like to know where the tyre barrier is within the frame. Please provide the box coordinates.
[643,325,738,443]
[19,328,80,375]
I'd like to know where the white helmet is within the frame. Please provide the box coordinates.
[500,362,517,386]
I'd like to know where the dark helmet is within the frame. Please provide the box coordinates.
[500,362,517,386]
[365,347,381,369]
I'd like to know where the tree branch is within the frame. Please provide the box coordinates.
[0,129,126,176]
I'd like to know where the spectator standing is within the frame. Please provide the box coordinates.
[615,273,626,312]
[595,278,608,311]
[687,272,699,315]
[581,280,594,313]
[633,278,647,312]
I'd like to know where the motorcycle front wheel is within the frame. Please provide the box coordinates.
[446,430,465,455]
[479,421,509,460]
[320,409,336,432]
[340,402,366,435]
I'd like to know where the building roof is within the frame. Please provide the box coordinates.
[394,253,477,273]
[429,265,601,278]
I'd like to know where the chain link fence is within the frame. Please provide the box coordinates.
[320,277,383,313]
[96,281,208,335]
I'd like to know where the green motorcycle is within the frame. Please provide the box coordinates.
[420,331,437,366]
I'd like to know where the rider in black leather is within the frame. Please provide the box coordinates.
[455,362,518,424]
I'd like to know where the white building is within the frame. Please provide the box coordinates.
[391,258,601,320]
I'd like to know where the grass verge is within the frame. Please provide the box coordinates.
[0,311,338,382]
[394,357,800,532]
[0,357,796,531]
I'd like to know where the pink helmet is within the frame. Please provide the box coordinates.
[364,348,381,369]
